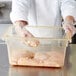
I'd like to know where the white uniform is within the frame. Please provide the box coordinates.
[10,0,76,38]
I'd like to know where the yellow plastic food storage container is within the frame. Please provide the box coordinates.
[3,26,69,67]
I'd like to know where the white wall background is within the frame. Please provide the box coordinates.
[0,0,11,1]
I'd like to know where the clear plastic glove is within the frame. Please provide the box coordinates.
[63,22,76,37]
[13,23,39,47]
[14,24,34,37]
[63,21,76,42]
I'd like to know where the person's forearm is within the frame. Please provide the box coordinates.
[64,16,75,24]
[14,20,28,27]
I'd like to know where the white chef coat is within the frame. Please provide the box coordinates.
[10,0,76,38]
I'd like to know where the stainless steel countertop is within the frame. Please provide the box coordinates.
[0,24,76,76]
[0,44,76,76]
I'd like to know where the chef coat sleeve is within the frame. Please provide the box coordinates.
[61,0,76,21]
[10,0,30,23]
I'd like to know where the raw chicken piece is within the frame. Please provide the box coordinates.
[22,38,40,47]
[10,51,34,65]
[18,58,38,66]
[18,57,30,65]
[34,52,49,63]
[10,50,64,67]
[17,51,34,59]
[45,51,64,67]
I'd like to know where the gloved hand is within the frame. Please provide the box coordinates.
[63,21,76,37]
[63,21,76,42]
[13,21,39,47]
[13,22,34,37]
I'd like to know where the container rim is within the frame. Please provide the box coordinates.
[4,35,69,41]
[2,25,69,42]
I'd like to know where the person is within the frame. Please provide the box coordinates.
[10,0,76,39]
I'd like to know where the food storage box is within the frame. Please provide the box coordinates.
[3,26,69,67]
